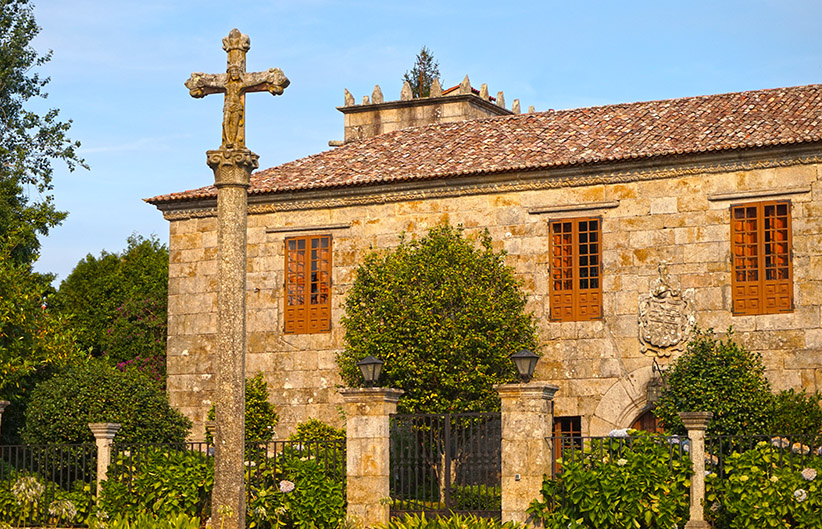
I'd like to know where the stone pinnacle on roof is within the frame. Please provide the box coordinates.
[479,83,489,100]
[372,85,384,104]
[512,99,521,114]
[344,88,354,106]
[497,92,505,109]
[401,81,413,101]
[431,78,442,97]
[459,75,471,95]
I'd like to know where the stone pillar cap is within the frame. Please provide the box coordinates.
[88,423,122,440]
[339,387,405,403]
[495,382,559,400]
[678,411,713,430]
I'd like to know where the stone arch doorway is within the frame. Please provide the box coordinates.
[631,407,663,433]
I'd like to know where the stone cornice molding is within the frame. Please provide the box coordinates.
[707,186,812,202]
[337,93,512,117]
[266,223,351,234]
[157,147,822,221]
[528,201,620,215]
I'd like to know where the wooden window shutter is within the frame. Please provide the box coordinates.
[549,218,602,321]
[284,235,332,333]
[731,201,792,315]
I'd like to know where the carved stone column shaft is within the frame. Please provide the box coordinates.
[209,148,255,528]
[680,411,713,529]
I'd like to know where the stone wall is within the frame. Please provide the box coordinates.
[165,148,822,439]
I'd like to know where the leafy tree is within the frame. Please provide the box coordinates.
[654,329,773,437]
[338,223,538,414]
[206,372,279,444]
[1,0,85,265]
[53,234,168,363]
[288,418,345,442]
[771,388,822,438]
[402,46,441,98]
[21,359,191,445]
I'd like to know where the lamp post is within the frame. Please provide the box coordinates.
[357,356,384,387]
[509,349,539,383]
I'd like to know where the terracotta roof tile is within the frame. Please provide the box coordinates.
[147,84,822,204]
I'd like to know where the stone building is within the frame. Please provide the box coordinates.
[148,80,822,440]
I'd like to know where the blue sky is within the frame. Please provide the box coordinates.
[27,0,822,282]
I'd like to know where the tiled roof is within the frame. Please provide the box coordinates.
[147,84,822,204]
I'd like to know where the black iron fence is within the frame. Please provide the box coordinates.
[705,434,822,478]
[389,412,501,519]
[0,443,96,526]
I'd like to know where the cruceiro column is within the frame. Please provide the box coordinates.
[340,387,404,528]
[679,411,713,529]
[88,423,121,497]
[495,383,559,523]
[185,28,288,528]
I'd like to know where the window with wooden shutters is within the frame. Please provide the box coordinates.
[731,201,792,315]
[549,218,602,321]
[284,235,332,334]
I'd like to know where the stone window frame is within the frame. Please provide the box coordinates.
[548,216,603,322]
[283,234,333,334]
[730,200,793,316]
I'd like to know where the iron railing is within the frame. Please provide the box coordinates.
[0,443,96,526]
[390,412,501,519]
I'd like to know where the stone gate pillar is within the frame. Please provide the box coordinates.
[89,423,121,496]
[496,383,559,524]
[340,387,404,528]
[679,411,713,529]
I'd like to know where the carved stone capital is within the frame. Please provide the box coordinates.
[207,148,258,187]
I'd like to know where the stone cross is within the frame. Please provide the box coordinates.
[185,28,289,150]
[185,29,288,529]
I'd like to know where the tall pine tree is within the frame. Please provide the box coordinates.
[402,46,441,98]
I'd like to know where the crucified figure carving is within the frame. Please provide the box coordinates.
[185,28,289,150]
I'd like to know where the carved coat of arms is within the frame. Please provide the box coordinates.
[638,264,695,357]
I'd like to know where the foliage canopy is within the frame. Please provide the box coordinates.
[1,0,85,264]
[402,46,441,98]
[206,372,279,444]
[53,234,169,364]
[22,359,191,445]
[654,328,773,437]
[338,223,538,414]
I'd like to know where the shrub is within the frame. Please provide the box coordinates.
[378,513,526,529]
[706,441,822,528]
[527,431,691,529]
[771,389,822,439]
[654,328,773,437]
[287,418,345,442]
[0,474,90,526]
[88,512,200,529]
[100,448,213,521]
[21,360,191,445]
[206,372,279,444]
[338,223,538,414]
[247,442,346,529]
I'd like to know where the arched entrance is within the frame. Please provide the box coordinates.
[631,407,663,433]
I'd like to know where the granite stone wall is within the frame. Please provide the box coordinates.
[165,152,822,439]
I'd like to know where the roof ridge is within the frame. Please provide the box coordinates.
[147,83,822,205]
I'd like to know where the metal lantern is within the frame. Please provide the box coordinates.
[357,356,384,387]
[510,349,539,383]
